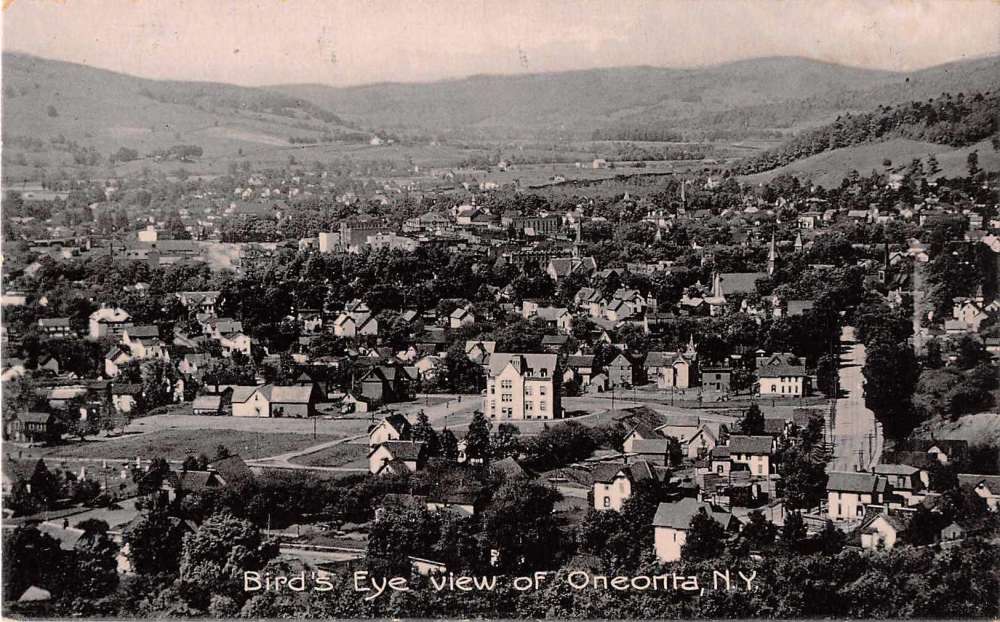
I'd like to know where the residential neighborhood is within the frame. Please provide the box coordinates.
[2,3,1000,619]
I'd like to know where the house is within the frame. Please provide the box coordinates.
[37,317,74,338]
[230,386,270,418]
[700,366,732,393]
[191,394,223,416]
[121,325,166,360]
[827,471,889,520]
[484,353,561,420]
[261,385,321,418]
[541,334,570,352]
[449,307,475,329]
[426,488,485,516]
[859,512,911,550]
[940,518,990,541]
[534,306,573,333]
[607,354,635,388]
[368,413,412,448]
[644,349,697,389]
[591,461,661,511]
[88,307,131,339]
[957,474,1000,511]
[625,438,671,466]
[757,363,810,397]
[6,412,59,444]
[357,365,409,406]
[652,498,737,562]
[563,355,595,386]
[103,346,133,378]
[334,312,379,338]
[465,340,496,366]
[111,384,143,414]
[727,435,775,476]
[873,464,924,505]
[368,440,426,475]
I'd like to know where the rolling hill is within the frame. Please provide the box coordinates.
[1,52,360,175]
[275,56,1000,139]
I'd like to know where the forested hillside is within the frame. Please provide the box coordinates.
[733,92,999,175]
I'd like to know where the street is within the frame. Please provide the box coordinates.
[828,326,883,472]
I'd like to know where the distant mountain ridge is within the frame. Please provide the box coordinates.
[274,55,1000,138]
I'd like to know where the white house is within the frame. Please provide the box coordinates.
[827,471,889,520]
[368,414,412,448]
[652,498,736,563]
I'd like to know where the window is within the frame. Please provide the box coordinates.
[603,497,611,508]
[502,407,513,418]
[526,402,534,411]
[525,386,533,396]
[501,379,512,389]
[539,386,547,396]
[716,464,724,474]
[540,401,547,411]
[501,394,512,402]
[771,384,777,392]
[540,368,548,377]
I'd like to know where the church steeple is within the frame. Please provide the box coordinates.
[767,232,778,276]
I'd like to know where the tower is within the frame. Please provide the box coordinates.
[572,222,582,258]
[767,232,778,276]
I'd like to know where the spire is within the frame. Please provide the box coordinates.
[767,232,778,276]
[794,231,803,250]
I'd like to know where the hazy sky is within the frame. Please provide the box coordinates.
[3,0,999,87]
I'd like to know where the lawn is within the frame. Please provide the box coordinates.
[32,429,336,461]
[291,442,369,468]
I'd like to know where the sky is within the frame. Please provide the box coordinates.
[3,0,999,87]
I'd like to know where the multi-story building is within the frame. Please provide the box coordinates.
[484,353,561,420]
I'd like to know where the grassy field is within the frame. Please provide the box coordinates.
[290,442,369,468]
[30,429,337,461]
[126,412,373,437]
[740,137,998,188]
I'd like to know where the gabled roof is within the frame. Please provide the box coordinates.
[124,325,160,338]
[488,353,558,378]
[728,435,774,455]
[370,440,425,461]
[629,438,669,454]
[827,471,886,494]
[38,317,71,327]
[262,385,316,404]
[372,413,411,436]
[652,498,734,530]
[228,385,261,404]
[565,355,595,369]
[192,395,223,410]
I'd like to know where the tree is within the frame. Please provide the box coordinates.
[491,423,522,460]
[411,410,441,458]
[738,403,765,436]
[439,428,459,462]
[781,510,808,553]
[2,526,68,602]
[816,353,838,396]
[736,510,777,552]
[906,505,942,545]
[863,339,920,439]
[124,508,185,574]
[681,508,726,561]
[176,512,279,610]
[814,520,846,554]
[780,444,829,510]
[463,411,492,464]
[480,480,565,571]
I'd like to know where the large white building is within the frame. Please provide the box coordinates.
[484,353,561,420]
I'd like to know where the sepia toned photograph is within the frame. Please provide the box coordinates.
[1,0,998,619]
